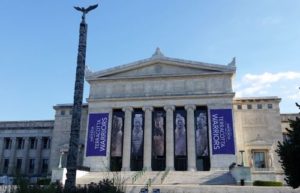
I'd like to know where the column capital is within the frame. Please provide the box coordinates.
[185,104,196,111]
[122,106,133,112]
[142,106,153,112]
[164,105,175,112]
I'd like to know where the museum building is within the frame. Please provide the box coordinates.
[0,49,298,184]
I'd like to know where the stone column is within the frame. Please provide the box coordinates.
[8,137,17,175]
[34,137,43,175]
[21,137,30,175]
[122,107,133,171]
[185,104,197,171]
[164,105,175,171]
[143,106,153,171]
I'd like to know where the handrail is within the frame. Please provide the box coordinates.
[160,168,170,184]
[131,167,146,184]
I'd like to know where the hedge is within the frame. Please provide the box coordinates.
[253,180,283,186]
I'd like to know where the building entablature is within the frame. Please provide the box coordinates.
[233,97,281,103]
[0,120,54,130]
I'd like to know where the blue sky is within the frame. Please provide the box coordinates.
[0,1,299,121]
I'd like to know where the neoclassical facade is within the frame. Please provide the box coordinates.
[0,49,297,184]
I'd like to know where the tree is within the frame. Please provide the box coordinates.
[276,102,300,189]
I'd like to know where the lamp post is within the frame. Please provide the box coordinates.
[239,150,245,167]
[64,4,98,191]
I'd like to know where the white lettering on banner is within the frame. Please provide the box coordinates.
[212,114,220,150]
[89,126,95,142]
[99,117,108,152]
[94,120,101,150]
[219,116,226,148]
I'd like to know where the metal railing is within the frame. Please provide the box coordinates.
[160,168,170,184]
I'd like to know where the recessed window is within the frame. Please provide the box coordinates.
[267,104,273,109]
[253,151,266,168]
[3,159,9,174]
[247,104,252,109]
[4,138,11,149]
[41,159,49,174]
[16,159,22,172]
[30,137,37,149]
[28,159,35,173]
[17,138,24,149]
[283,132,290,142]
[237,105,242,110]
[42,137,51,149]
[257,104,262,109]
[61,110,65,115]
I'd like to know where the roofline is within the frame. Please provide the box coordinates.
[233,96,281,102]
[0,120,54,124]
[86,55,236,81]
[53,103,88,110]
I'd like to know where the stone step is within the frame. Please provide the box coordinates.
[76,170,236,186]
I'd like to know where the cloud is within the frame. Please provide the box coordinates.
[235,71,300,97]
[235,71,300,113]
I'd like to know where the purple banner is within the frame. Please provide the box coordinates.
[210,109,235,155]
[86,113,109,157]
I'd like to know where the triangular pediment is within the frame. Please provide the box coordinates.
[86,50,236,80]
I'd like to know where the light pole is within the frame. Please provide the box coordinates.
[239,150,245,167]
[64,4,98,191]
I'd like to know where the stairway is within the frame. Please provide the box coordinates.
[163,170,236,185]
[76,170,236,186]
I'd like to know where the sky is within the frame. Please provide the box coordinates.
[0,0,299,121]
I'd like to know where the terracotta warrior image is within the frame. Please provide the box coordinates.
[153,112,165,156]
[195,112,208,156]
[175,113,186,156]
[111,115,123,157]
[131,114,144,156]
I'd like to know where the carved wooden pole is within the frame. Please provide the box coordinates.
[65,5,97,191]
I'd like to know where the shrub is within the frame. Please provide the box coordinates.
[37,178,51,185]
[253,180,283,186]
[9,177,124,193]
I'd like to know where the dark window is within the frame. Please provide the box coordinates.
[253,152,266,168]
[41,159,49,174]
[28,159,35,173]
[247,104,252,109]
[267,104,273,109]
[3,159,9,174]
[4,138,11,149]
[283,133,290,142]
[257,104,262,109]
[30,137,37,149]
[61,110,65,115]
[17,138,24,149]
[16,159,22,172]
[42,137,51,149]
[237,105,242,110]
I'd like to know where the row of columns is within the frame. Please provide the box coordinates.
[121,105,198,171]
[0,137,44,175]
